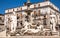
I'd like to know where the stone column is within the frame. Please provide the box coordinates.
[46,13,50,29]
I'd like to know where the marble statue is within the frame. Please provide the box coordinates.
[50,14,56,32]
[10,12,17,33]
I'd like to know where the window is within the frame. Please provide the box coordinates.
[38,4,40,7]
[59,16,60,19]
[20,21,23,25]
[43,19,47,25]
[37,22,40,26]
[44,15,47,19]
[17,14,20,19]
[20,7,22,11]
[20,13,22,19]
[13,9,14,11]
[27,12,30,15]
[0,17,2,20]
[17,17,20,19]
[37,10,40,16]
[34,11,37,17]
[25,16,30,22]
[34,11,37,15]
[59,25,60,29]
[38,10,40,13]
[34,5,36,8]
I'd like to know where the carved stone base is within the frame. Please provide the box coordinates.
[43,29,51,36]
[52,31,59,36]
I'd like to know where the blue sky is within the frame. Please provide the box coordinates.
[0,0,60,14]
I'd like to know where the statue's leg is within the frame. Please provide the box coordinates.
[11,24,14,33]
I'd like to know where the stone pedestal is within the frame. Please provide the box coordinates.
[0,30,6,37]
[52,31,59,36]
[43,29,51,36]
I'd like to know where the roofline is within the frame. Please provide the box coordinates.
[5,5,60,15]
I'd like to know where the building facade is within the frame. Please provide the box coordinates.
[5,0,60,36]
[0,14,6,37]
[0,14,4,32]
